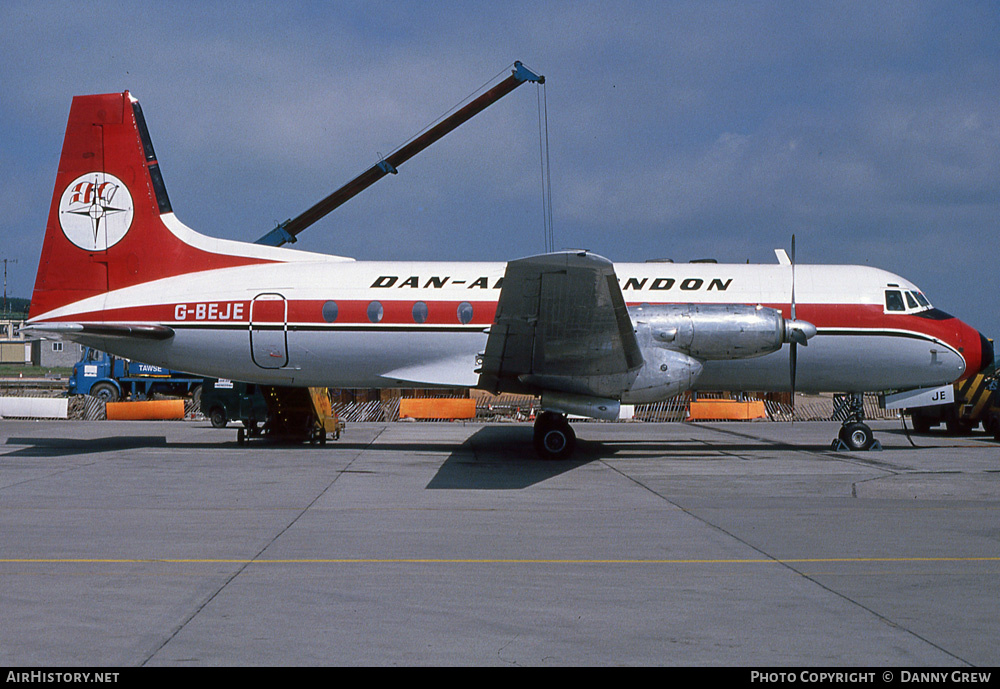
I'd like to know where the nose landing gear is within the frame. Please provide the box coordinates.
[831,393,882,451]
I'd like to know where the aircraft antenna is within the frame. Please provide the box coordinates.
[1,258,16,317]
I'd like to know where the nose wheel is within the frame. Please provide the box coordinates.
[831,393,882,451]
[837,422,875,451]
[533,411,576,460]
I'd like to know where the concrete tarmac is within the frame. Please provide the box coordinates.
[0,419,997,666]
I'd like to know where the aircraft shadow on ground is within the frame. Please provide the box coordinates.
[426,425,593,490]
[422,426,836,490]
[3,436,170,457]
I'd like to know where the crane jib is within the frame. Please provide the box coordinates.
[255,61,544,247]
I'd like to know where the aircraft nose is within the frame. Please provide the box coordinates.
[978,331,994,374]
[960,324,994,378]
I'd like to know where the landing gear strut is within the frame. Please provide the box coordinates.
[533,411,576,460]
[832,393,880,451]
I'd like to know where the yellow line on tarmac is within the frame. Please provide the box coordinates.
[0,557,997,565]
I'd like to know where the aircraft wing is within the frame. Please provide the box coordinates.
[478,251,642,399]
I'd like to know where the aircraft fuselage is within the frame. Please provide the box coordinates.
[33,230,983,396]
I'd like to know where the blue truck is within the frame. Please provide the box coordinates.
[69,347,203,403]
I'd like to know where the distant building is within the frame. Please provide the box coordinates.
[0,319,84,368]
[0,319,30,365]
[36,339,86,368]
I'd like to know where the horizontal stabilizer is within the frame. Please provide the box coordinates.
[22,323,175,341]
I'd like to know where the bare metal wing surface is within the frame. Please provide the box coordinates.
[478,251,642,400]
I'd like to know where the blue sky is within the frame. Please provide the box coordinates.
[2,1,998,338]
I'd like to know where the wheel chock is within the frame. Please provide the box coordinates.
[830,438,883,451]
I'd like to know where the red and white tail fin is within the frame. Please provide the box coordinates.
[29,92,276,320]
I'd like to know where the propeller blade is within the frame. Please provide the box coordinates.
[789,234,798,415]
[790,341,797,399]
[790,233,796,321]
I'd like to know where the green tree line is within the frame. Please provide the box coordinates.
[2,297,30,319]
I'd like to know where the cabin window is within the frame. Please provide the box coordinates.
[885,290,905,312]
[914,292,930,307]
[905,292,919,309]
[412,302,428,324]
[367,301,383,323]
[457,302,473,324]
[321,301,338,323]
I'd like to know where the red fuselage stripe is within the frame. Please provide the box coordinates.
[48,299,963,338]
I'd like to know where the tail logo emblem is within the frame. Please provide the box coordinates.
[58,173,134,251]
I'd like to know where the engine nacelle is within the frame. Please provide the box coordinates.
[622,346,703,404]
[541,391,620,421]
[629,303,798,360]
[534,303,817,415]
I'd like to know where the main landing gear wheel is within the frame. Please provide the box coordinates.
[533,411,576,460]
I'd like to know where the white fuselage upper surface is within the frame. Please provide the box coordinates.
[36,249,970,395]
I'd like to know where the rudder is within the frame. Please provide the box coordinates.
[31,93,172,318]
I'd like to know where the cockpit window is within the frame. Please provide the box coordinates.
[885,290,905,312]
[885,288,934,314]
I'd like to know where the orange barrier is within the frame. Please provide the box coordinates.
[106,399,185,420]
[687,399,767,421]
[399,398,476,420]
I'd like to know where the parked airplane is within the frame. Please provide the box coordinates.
[25,91,993,458]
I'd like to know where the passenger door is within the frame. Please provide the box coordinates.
[250,293,288,369]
